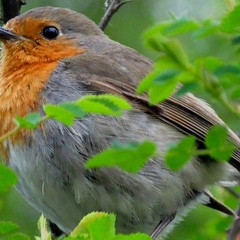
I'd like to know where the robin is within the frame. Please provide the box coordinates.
[0,6,239,239]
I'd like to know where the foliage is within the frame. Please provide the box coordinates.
[1,1,240,240]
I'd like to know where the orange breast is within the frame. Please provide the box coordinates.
[0,61,59,158]
[0,35,85,160]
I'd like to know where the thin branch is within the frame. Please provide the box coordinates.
[1,0,26,24]
[99,0,131,31]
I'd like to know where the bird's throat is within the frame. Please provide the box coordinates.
[0,59,59,153]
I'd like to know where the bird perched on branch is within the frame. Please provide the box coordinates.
[0,6,239,239]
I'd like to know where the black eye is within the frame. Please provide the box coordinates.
[42,26,59,40]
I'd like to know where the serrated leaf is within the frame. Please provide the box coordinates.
[114,233,152,240]
[44,105,75,126]
[0,164,18,193]
[14,113,42,129]
[86,141,157,173]
[70,212,114,238]
[165,136,196,171]
[0,222,19,236]
[163,18,199,37]
[221,5,240,34]
[205,126,235,162]
[59,103,86,119]
[78,94,132,117]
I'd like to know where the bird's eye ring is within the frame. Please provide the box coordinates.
[42,26,59,40]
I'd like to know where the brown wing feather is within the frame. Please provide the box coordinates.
[67,55,240,171]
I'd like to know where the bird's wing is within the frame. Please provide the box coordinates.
[65,54,240,172]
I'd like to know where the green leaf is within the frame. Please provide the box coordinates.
[206,126,228,148]
[162,38,190,69]
[137,58,180,94]
[215,65,240,77]
[0,222,19,236]
[14,113,42,129]
[176,82,199,97]
[232,36,240,45]
[149,78,178,104]
[192,20,218,39]
[0,164,18,193]
[137,69,179,104]
[221,5,240,34]
[165,136,196,171]
[44,104,75,126]
[78,94,132,117]
[86,141,157,173]
[114,233,152,240]
[205,126,235,162]
[4,233,30,240]
[163,18,200,37]
[70,212,115,239]
[59,103,86,119]
[88,214,116,240]
[202,57,223,73]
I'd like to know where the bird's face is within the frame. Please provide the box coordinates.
[0,7,103,64]
[2,17,85,63]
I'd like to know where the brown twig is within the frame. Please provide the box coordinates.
[99,0,131,31]
[1,0,26,24]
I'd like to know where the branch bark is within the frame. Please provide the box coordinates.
[99,0,130,31]
[1,0,26,24]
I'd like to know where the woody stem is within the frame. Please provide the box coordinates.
[99,0,131,31]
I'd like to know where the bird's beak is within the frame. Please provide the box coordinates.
[0,27,20,41]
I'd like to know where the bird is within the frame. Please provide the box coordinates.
[0,6,239,239]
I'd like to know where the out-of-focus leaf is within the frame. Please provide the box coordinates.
[162,38,190,69]
[14,113,42,129]
[0,164,17,193]
[176,82,199,96]
[163,18,199,37]
[86,141,157,173]
[205,126,235,162]
[192,20,218,39]
[201,57,223,73]
[5,233,30,240]
[165,136,196,171]
[149,78,178,104]
[215,65,240,77]
[221,5,240,34]
[0,222,19,236]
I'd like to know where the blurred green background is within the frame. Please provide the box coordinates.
[0,0,238,239]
